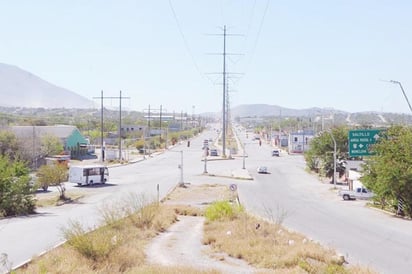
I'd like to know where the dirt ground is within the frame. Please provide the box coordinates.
[145,183,270,273]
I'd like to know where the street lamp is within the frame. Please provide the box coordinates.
[178,150,184,186]
[327,131,337,189]
[389,80,412,114]
[242,143,246,169]
[203,148,208,174]
[170,149,184,186]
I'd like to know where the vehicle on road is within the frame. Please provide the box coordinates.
[338,187,374,200]
[69,165,109,186]
[257,166,268,174]
[210,149,218,156]
[272,149,280,157]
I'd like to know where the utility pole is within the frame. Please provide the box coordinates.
[278,109,282,147]
[146,105,151,156]
[207,25,243,158]
[159,105,163,145]
[93,90,105,162]
[144,105,166,153]
[93,90,130,162]
[180,111,183,131]
[118,90,129,161]
[225,80,229,143]
[222,25,227,157]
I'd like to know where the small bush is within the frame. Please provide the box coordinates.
[62,220,120,261]
[131,202,159,229]
[99,202,124,228]
[204,200,243,221]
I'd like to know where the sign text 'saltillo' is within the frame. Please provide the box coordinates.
[348,129,383,157]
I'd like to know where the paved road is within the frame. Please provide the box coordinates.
[2,126,412,273]
[0,128,239,273]
[235,129,412,274]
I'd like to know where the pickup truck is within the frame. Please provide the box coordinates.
[338,187,374,200]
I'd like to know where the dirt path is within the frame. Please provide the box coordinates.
[145,184,269,273]
[145,215,261,273]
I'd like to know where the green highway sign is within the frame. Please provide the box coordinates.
[348,129,383,157]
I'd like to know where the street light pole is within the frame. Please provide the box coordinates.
[203,149,208,174]
[390,80,412,114]
[169,149,184,186]
[179,150,184,186]
[242,143,246,169]
[328,131,337,188]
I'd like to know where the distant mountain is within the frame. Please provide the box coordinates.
[231,104,412,126]
[231,104,348,118]
[0,63,94,109]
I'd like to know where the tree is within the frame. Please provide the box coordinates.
[41,134,64,157]
[0,130,20,160]
[304,126,349,180]
[0,156,35,217]
[361,125,412,216]
[37,163,68,200]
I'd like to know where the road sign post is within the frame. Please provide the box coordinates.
[348,129,383,157]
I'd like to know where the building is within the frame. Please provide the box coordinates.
[288,130,315,153]
[11,125,89,159]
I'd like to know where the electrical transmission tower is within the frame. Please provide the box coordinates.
[208,25,243,157]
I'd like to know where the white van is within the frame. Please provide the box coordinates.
[69,165,109,186]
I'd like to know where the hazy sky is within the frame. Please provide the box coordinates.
[1,0,412,114]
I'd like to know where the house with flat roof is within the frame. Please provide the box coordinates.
[288,130,315,153]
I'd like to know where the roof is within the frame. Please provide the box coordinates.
[11,125,78,139]
[70,164,107,169]
[290,130,315,136]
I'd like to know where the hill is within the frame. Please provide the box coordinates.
[231,104,412,127]
[231,104,347,118]
[0,63,94,109]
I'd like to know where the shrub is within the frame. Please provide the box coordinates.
[36,163,68,200]
[0,156,36,217]
[204,200,243,221]
[131,202,159,229]
[62,220,120,261]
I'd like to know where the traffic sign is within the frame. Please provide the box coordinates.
[229,184,237,192]
[203,139,209,150]
[348,129,383,157]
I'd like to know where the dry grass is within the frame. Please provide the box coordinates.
[15,184,377,274]
[163,183,235,206]
[35,190,86,207]
[16,204,179,274]
[202,209,376,273]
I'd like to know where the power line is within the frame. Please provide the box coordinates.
[168,0,215,86]
[245,0,258,38]
[244,0,271,74]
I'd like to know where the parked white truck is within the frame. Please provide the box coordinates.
[338,187,374,200]
[69,165,109,186]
